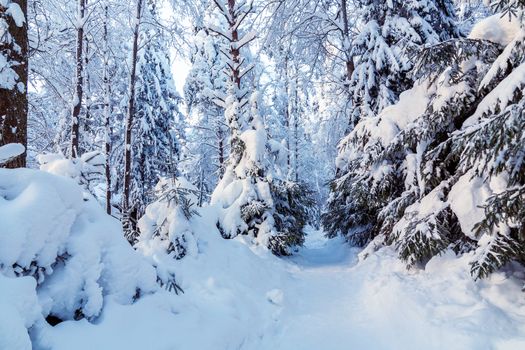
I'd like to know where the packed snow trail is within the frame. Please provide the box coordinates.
[41,226,525,350]
[254,229,525,350]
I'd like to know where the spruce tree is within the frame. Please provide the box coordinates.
[349,0,458,122]
[125,9,184,243]
[325,0,525,280]
[210,0,313,255]
[323,0,459,246]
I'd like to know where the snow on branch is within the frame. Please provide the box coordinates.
[208,24,232,41]
[234,30,257,50]
[239,62,255,80]
[213,0,233,23]
[0,143,25,165]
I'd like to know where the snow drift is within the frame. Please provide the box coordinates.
[0,167,157,347]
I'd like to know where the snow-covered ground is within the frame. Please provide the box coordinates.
[37,227,525,350]
[2,167,524,349]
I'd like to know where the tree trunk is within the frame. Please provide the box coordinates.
[217,124,225,177]
[341,0,354,85]
[122,0,143,215]
[0,0,28,168]
[293,76,299,183]
[103,5,112,215]
[284,55,291,176]
[71,0,86,158]
[228,0,241,89]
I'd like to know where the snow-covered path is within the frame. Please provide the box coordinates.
[257,228,525,350]
[41,227,525,350]
[256,229,368,349]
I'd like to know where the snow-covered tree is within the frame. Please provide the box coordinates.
[0,0,28,168]
[122,0,144,238]
[349,0,458,123]
[325,2,525,280]
[209,0,313,255]
[323,0,460,245]
[184,24,228,203]
[125,4,184,243]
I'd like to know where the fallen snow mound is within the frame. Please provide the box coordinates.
[0,168,157,347]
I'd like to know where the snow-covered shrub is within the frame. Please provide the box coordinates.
[0,168,157,322]
[324,9,525,280]
[37,151,105,198]
[135,176,199,293]
[268,180,315,256]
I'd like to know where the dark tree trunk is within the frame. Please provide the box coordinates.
[71,0,86,158]
[103,5,112,215]
[122,0,143,216]
[293,76,299,183]
[0,0,28,168]
[341,0,354,85]
[228,0,241,89]
[218,125,225,177]
[284,55,291,175]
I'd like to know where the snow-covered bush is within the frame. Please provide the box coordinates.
[135,176,199,293]
[0,167,157,323]
[324,9,525,279]
[37,151,105,198]
[268,180,315,256]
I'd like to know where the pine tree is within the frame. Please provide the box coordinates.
[387,3,525,272]
[0,0,28,168]
[325,0,525,281]
[209,0,313,255]
[349,0,458,122]
[323,0,459,245]
[125,9,184,243]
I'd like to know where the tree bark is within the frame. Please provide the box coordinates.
[71,0,86,158]
[103,5,112,215]
[122,0,143,214]
[228,0,241,89]
[0,0,28,168]
[341,0,354,85]
[217,124,225,177]
[284,55,291,176]
[293,76,299,183]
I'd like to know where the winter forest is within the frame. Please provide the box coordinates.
[1,0,525,348]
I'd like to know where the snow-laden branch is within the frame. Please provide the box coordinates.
[0,143,25,165]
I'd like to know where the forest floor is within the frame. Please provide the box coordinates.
[40,227,525,350]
